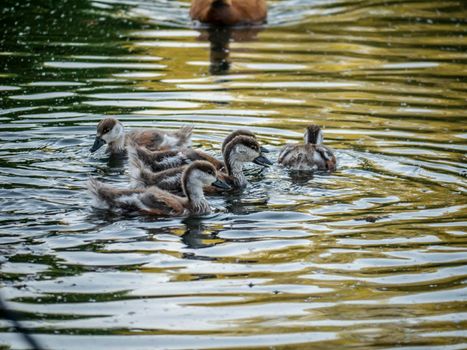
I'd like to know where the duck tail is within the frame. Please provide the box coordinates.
[174,124,193,148]
[87,177,110,209]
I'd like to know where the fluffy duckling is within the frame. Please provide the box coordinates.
[221,129,269,154]
[90,118,193,155]
[190,0,267,26]
[129,146,224,173]
[278,125,336,172]
[128,129,267,175]
[88,161,230,216]
[130,135,272,192]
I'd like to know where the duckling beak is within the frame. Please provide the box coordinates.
[253,155,273,167]
[212,178,231,190]
[90,137,106,153]
[260,146,270,153]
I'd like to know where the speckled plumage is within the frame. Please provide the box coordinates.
[131,146,224,173]
[278,125,336,172]
[129,135,272,194]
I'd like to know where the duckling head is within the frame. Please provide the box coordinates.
[224,136,272,168]
[221,129,269,154]
[182,161,231,197]
[90,118,124,152]
[304,124,324,145]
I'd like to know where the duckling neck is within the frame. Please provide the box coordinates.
[225,155,247,187]
[184,179,210,214]
[108,134,126,154]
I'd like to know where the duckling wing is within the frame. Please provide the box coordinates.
[315,146,336,171]
[131,126,192,151]
[154,171,184,194]
[279,144,311,166]
[130,160,184,192]
[134,147,189,172]
[186,149,225,170]
[278,144,295,163]
[134,147,178,164]
[139,187,186,216]
[129,130,164,150]
[88,178,148,211]
[278,144,320,171]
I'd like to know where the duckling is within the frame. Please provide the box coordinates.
[278,125,336,172]
[129,129,267,174]
[190,0,267,26]
[130,135,272,193]
[218,135,272,189]
[129,146,224,173]
[221,129,269,154]
[88,161,230,216]
[90,118,193,155]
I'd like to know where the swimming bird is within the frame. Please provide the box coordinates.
[190,0,267,26]
[129,147,224,173]
[278,125,336,172]
[128,129,267,174]
[90,118,193,155]
[130,135,272,192]
[221,129,269,154]
[88,161,230,216]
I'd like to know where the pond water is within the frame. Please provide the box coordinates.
[0,0,466,349]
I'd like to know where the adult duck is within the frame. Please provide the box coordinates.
[190,0,267,26]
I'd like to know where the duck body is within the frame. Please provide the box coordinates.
[130,135,272,193]
[129,129,267,175]
[90,118,193,155]
[190,0,267,26]
[278,125,336,172]
[88,161,230,216]
[130,146,224,173]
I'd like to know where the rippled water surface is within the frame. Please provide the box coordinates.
[1,0,466,349]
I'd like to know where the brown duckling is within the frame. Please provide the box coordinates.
[128,129,267,174]
[130,135,272,193]
[221,129,269,154]
[278,125,336,172]
[88,161,230,216]
[190,0,267,26]
[129,146,224,173]
[90,118,193,155]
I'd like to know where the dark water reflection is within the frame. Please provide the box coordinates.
[1,0,466,349]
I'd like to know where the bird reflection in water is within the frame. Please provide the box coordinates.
[181,217,221,250]
[197,26,263,75]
